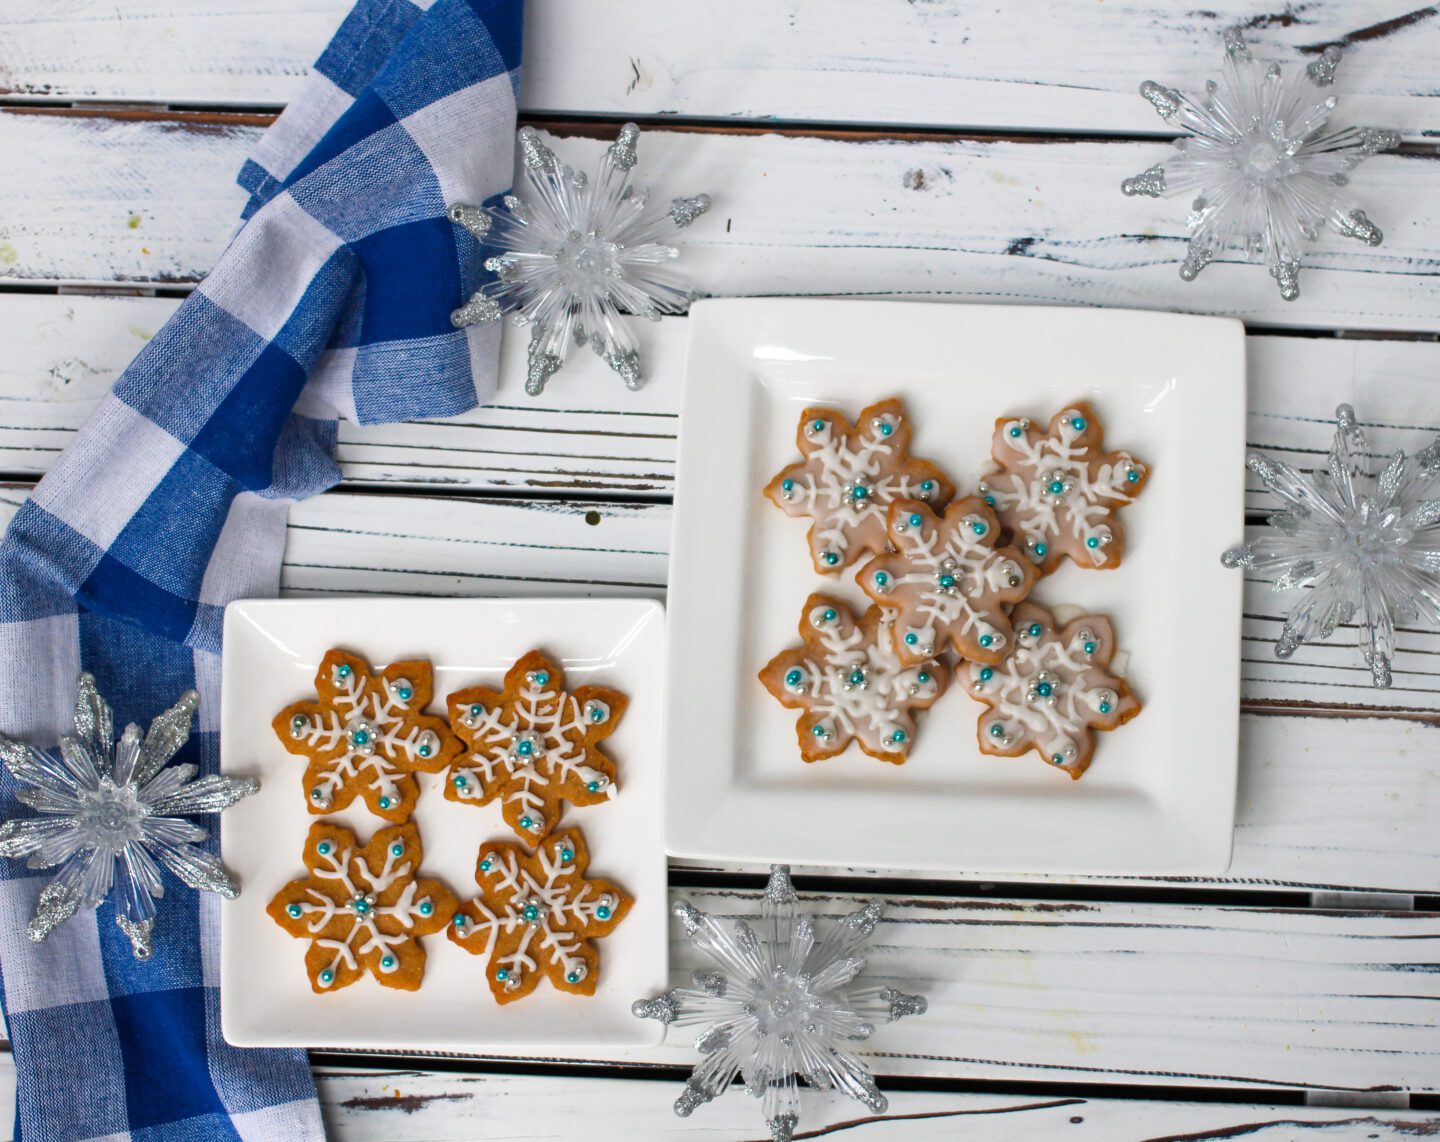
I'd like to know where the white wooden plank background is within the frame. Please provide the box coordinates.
[1,482,1435,894]
[4,295,1439,502]
[0,1058,1434,1141]
[3,1,1439,1133]
[2,113,1437,331]
[0,1,1434,142]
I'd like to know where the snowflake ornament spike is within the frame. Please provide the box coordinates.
[1122,27,1399,300]
[447,123,711,396]
[1223,404,1440,688]
[0,674,257,959]
[634,865,926,1141]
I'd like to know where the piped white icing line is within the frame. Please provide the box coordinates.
[290,665,439,810]
[771,406,944,568]
[297,834,433,987]
[777,601,943,757]
[981,409,1145,567]
[961,610,1133,775]
[867,502,1028,660]
[451,669,615,837]
[454,834,616,993]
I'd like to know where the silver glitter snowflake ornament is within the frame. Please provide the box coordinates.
[1224,405,1440,687]
[0,674,258,958]
[633,866,926,1141]
[449,124,710,395]
[1122,27,1399,300]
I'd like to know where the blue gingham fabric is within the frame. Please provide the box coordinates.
[0,2,522,1138]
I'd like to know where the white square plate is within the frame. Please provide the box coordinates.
[221,597,667,1051]
[666,299,1245,876]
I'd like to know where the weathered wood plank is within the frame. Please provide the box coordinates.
[313,1066,1440,1140]
[1,113,1436,331]
[382,890,1440,1092]
[2,296,1437,499]
[1,482,1435,893]
[3,891,1428,1093]
[4,301,1437,713]
[0,1,1435,143]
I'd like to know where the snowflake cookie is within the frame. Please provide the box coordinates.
[274,649,464,823]
[267,820,459,993]
[759,593,948,764]
[956,602,1141,780]
[444,651,627,842]
[449,826,632,1004]
[980,401,1149,575]
[858,498,1037,666]
[764,397,955,573]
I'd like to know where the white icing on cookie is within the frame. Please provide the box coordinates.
[763,596,946,761]
[981,404,1147,571]
[959,603,1139,778]
[766,398,953,571]
[859,498,1035,665]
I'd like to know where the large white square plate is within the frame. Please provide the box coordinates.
[221,597,667,1050]
[666,299,1245,876]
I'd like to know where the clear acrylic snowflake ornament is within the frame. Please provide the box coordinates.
[0,674,257,958]
[1223,405,1440,687]
[449,124,710,395]
[1122,27,1399,300]
[633,866,926,1141]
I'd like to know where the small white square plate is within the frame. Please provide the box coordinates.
[220,597,667,1051]
[667,299,1245,876]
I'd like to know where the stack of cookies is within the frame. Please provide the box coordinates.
[761,397,1147,779]
[265,649,632,1000]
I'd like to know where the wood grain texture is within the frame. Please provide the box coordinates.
[1,481,1435,894]
[1,113,1436,332]
[5,298,1437,711]
[312,1067,1440,1140]
[0,0,1435,143]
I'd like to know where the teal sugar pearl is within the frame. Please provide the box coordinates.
[879,422,894,436]
[1036,681,1053,697]
[1034,543,1048,557]
[1028,623,1042,637]
[921,480,935,492]
[1099,701,1113,714]
[1127,470,1140,483]
[811,724,826,737]
[453,773,468,788]
[496,968,509,981]
[1071,416,1086,431]
[534,672,550,686]
[781,478,794,491]
[336,664,352,679]
[378,796,392,810]
[1051,754,1065,765]
[480,858,492,871]
[1083,641,1096,655]
[822,608,837,622]
[984,495,996,507]
[419,901,434,916]
[316,841,332,856]
[390,843,404,857]
[560,848,574,863]
[566,971,581,984]
[908,513,922,528]
[1086,536,1100,549]
[811,419,825,433]
[287,904,302,918]
[396,686,413,701]
[319,969,334,984]
[978,667,994,681]
[989,724,1005,737]
[904,632,918,646]
[586,780,601,792]
[520,816,534,830]
[917,671,930,684]
[453,914,468,927]
[596,905,612,920]
[1008,426,1022,438]
[381,955,395,969]
[823,552,840,566]
[979,634,994,647]
[785,668,803,686]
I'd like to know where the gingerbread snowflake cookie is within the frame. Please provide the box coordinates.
[859,498,1037,666]
[275,649,463,822]
[449,826,631,1004]
[957,602,1141,779]
[980,401,1149,575]
[760,593,948,764]
[444,651,627,842]
[764,397,955,573]
[267,821,458,993]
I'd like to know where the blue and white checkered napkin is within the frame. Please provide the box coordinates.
[0,1,521,1137]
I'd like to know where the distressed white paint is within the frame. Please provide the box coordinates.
[2,295,1437,503]
[3,299,1438,711]
[312,1067,1440,1140]
[0,480,1435,893]
[1,116,1436,332]
[0,1,1435,143]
